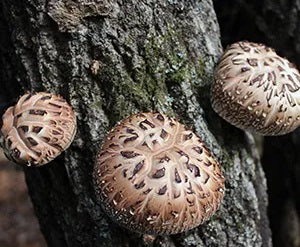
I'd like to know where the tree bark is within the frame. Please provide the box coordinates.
[0,0,271,246]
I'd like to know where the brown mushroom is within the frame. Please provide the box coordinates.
[211,41,300,135]
[93,112,225,235]
[0,92,77,166]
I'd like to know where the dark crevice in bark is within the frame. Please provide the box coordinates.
[262,135,300,247]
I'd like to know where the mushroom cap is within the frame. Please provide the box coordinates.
[211,41,300,135]
[0,92,77,166]
[93,112,225,235]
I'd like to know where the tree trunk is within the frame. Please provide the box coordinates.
[0,0,271,246]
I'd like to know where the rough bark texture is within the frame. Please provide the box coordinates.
[0,0,271,246]
[213,1,300,246]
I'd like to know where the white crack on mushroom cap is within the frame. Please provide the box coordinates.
[211,41,300,135]
[0,92,77,166]
[93,112,225,235]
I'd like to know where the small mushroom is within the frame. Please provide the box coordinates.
[211,41,300,135]
[0,92,77,166]
[93,112,225,235]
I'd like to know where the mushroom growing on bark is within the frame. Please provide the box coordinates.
[0,92,77,166]
[93,112,225,235]
[211,41,300,135]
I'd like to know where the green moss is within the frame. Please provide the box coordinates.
[95,23,212,122]
[236,221,244,230]
[196,57,207,82]
[145,25,212,89]
[221,152,235,171]
[90,95,103,109]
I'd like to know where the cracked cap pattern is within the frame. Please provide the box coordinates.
[211,41,300,135]
[93,112,225,235]
[0,92,77,166]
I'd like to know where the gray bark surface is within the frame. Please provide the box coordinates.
[0,0,271,246]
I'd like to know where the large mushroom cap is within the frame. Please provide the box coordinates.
[93,112,225,235]
[0,92,77,166]
[211,41,300,135]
